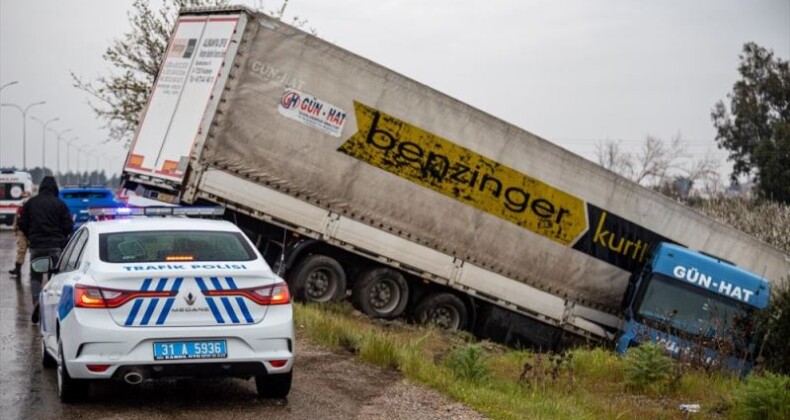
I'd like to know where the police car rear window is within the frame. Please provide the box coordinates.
[63,191,110,199]
[99,231,256,263]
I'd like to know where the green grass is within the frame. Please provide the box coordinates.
[359,332,399,369]
[293,303,789,419]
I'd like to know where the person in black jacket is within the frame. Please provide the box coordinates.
[18,176,73,321]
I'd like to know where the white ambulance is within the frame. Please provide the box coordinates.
[0,170,33,226]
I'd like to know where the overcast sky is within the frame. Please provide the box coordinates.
[1,0,788,179]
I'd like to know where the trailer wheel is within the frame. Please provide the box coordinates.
[352,267,409,319]
[290,255,347,302]
[415,292,468,330]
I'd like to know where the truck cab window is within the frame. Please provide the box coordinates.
[635,274,750,338]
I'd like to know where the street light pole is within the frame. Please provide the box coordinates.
[47,127,71,176]
[64,136,78,184]
[0,81,19,167]
[76,145,88,184]
[83,150,93,184]
[1,100,46,169]
[95,152,109,185]
[89,151,101,185]
[31,116,61,173]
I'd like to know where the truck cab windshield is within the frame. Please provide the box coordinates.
[635,273,752,338]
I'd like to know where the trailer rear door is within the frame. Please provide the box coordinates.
[124,12,245,186]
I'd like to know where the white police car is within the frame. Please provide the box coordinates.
[34,207,294,402]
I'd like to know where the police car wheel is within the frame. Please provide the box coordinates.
[255,370,292,399]
[57,340,89,403]
[290,255,347,303]
[41,338,57,369]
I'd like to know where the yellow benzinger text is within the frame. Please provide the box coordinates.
[339,102,587,246]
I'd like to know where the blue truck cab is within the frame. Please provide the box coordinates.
[617,242,771,372]
[59,186,124,229]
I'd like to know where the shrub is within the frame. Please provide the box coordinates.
[444,344,491,383]
[731,372,790,420]
[754,278,790,375]
[623,342,677,395]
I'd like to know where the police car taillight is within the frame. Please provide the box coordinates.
[75,285,106,308]
[255,283,291,305]
[74,284,176,308]
[203,282,291,305]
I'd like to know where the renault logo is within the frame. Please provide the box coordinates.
[185,292,196,306]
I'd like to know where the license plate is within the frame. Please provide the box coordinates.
[153,340,227,360]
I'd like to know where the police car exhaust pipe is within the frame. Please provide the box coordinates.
[123,369,146,385]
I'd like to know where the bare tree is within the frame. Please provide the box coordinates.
[631,135,688,186]
[683,150,721,196]
[596,135,722,197]
[595,140,634,179]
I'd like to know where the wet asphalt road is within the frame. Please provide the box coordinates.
[0,230,483,420]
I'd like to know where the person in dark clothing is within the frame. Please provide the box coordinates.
[18,176,73,322]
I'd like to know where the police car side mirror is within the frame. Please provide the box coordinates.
[31,257,53,274]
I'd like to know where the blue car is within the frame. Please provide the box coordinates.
[59,186,124,228]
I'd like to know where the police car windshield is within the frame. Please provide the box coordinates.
[636,274,752,338]
[99,230,256,263]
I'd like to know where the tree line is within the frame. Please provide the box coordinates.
[8,166,121,188]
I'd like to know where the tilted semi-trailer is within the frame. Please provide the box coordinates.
[120,6,788,362]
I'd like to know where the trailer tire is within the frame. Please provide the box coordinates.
[352,267,409,319]
[415,292,468,330]
[290,255,347,302]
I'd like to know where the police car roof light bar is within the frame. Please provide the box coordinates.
[87,206,225,218]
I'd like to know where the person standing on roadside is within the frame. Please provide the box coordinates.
[7,191,31,278]
[18,176,73,322]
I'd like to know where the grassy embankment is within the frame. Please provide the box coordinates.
[294,302,789,420]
